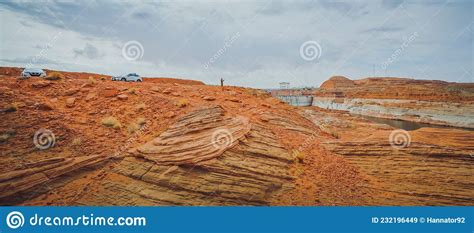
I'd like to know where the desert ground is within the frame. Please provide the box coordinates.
[0,67,473,206]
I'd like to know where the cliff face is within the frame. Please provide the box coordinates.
[314,76,474,128]
[317,76,474,102]
[301,108,474,206]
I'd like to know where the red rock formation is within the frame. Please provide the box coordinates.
[0,155,110,203]
[316,76,474,102]
[133,106,251,165]
[301,108,474,205]
[320,76,355,89]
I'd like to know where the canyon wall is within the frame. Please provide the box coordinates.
[313,76,474,128]
[312,97,474,128]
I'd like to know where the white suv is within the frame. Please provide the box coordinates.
[21,68,46,78]
[111,73,143,82]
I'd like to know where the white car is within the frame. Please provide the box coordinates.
[21,68,46,78]
[111,73,142,82]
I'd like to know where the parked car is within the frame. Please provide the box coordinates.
[21,68,46,78]
[111,73,142,82]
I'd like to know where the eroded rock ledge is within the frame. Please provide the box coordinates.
[74,106,295,205]
[0,155,109,204]
[133,105,251,165]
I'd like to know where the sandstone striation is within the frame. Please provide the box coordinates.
[316,76,474,102]
[133,106,252,165]
[301,108,474,205]
[1,67,471,206]
[0,155,110,204]
[314,76,474,128]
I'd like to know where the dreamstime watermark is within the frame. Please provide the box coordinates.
[381,31,418,71]
[33,128,56,150]
[388,129,411,149]
[122,40,144,61]
[203,31,241,70]
[6,211,25,229]
[211,129,234,149]
[5,211,146,229]
[26,32,62,69]
[299,40,322,61]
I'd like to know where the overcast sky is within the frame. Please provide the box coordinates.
[0,0,472,88]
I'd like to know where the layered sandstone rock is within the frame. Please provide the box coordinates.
[312,97,474,128]
[133,106,251,165]
[314,76,474,128]
[0,155,110,204]
[316,76,474,102]
[301,109,474,206]
[72,106,295,205]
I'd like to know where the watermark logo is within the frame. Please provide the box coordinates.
[122,40,144,61]
[381,31,418,71]
[203,31,240,70]
[299,40,322,61]
[389,129,411,149]
[6,211,25,229]
[33,128,56,150]
[26,32,63,69]
[211,129,233,149]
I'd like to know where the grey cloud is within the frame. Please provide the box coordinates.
[0,1,472,88]
[19,20,33,27]
[131,10,152,20]
[73,43,102,59]
[319,0,354,14]
[0,56,59,66]
[381,0,403,9]
[361,26,405,33]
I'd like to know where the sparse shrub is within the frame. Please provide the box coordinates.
[320,125,340,139]
[0,130,15,143]
[135,103,146,111]
[176,98,189,108]
[292,150,305,163]
[127,123,140,134]
[330,131,340,139]
[88,76,97,85]
[71,138,82,146]
[128,88,137,95]
[101,116,121,129]
[100,77,106,81]
[136,117,146,126]
[0,133,11,143]
[45,72,64,80]
[127,118,147,134]
[4,103,18,112]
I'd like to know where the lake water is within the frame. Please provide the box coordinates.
[358,115,474,131]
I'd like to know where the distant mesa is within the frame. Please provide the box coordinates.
[320,76,355,89]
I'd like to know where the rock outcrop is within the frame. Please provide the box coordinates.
[316,76,474,102]
[314,76,474,128]
[301,109,474,206]
[0,155,110,204]
[74,106,295,205]
[320,76,355,89]
[133,106,251,165]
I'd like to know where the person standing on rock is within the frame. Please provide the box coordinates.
[220,78,224,88]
